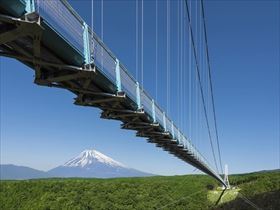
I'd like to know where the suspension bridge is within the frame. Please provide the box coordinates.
[0,0,228,187]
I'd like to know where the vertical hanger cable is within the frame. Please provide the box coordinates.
[136,0,138,80]
[141,0,144,89]
[156,0,158,101]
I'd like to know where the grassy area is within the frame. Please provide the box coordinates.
[208,187,240,205]
[0,170,279,210]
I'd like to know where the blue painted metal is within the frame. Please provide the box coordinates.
[171,122,175,139]
[177,130,181,144]
[152,99,156,123]
[36,0,85,57]
[25,0,35,13]
[185,138,189,150]
[115,59,121,92]
[136,82,141,110]
[183,136,187,148]
[83,22,91,65]
[163,112,167,131]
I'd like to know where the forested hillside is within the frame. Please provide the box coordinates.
[0,171,279,210]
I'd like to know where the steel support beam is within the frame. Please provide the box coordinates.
[171,121,175,139]
[136,82,141,110]
[46,72,92,83]
[0,51,84,71]
[0,18,42,45]
[25,0,35,13]
[115,59,122,92]
[85,97,123,105]
[83,22,91,65]
[163,112,167,131]
[152,99,156,123]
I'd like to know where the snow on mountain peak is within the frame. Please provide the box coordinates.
[63,149,126,168]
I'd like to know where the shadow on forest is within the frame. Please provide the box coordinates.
[213,190,280,210]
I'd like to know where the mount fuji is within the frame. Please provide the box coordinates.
[48,149,153,178]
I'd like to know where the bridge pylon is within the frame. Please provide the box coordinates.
[223,164,230,189]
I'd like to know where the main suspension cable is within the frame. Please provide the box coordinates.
[188,0,192,141]
[184,0,219,174]
[201,0,224,174]
[239,192,262,210]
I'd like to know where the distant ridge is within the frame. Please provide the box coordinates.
[250,169,280,174]
[1,149,154,180]
[0,164,49,180]
[232,169,280,176]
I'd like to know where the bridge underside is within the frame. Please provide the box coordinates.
[0,3,225,186]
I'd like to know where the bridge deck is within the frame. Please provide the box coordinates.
[0,0,225,186]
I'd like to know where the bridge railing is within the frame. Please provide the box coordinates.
[35,0,84,54]
[92,35,116,83]
[166,117,172,135]
[141,90,154,118]
[120,64,138,102]
[154,104,162,126]
[30,0,221,180]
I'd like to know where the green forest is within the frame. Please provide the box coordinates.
[0,170,279,210]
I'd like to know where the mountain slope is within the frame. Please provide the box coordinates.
[48,149,153,178]
[0,164,49,180]
[63,149,126,168]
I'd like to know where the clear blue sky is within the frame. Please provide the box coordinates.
[1,0,279,175]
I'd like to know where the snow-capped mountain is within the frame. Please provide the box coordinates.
[63,149,126,168]
[48,149,153,178]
